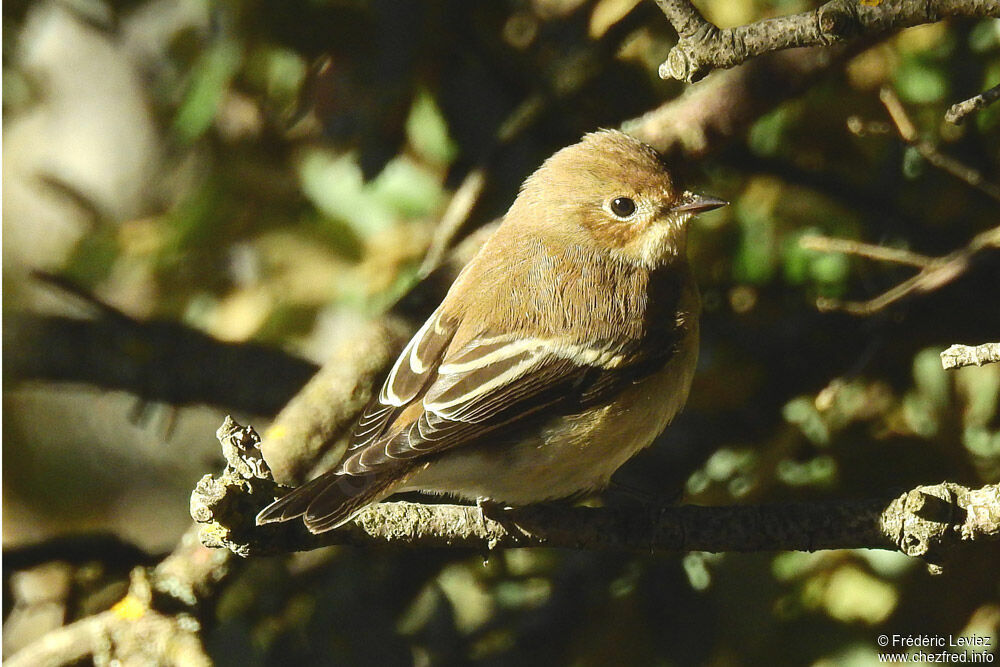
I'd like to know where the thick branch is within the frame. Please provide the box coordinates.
[625,43,863,161]
[3,533,161,572]
[654,0,1000,83]
[4,610,210,667]
[248,499,895,553]
[4,309,318,418]
[194,419,1000,568]
[258,317,410,484]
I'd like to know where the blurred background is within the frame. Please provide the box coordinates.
[3,0,999,664]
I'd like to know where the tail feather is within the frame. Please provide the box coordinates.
[303,473,401,532]
[256,469,407,534]
[255,474,337,525]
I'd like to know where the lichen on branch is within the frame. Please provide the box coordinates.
[194,419,1000,570]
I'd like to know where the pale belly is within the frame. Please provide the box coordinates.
[400,327,698,504]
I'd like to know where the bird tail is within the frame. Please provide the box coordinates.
[256,469,406,534]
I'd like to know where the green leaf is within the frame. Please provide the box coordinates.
[406,89,457,166]
[733,202,777,284]
[299,149,445,240]
[894,59,947,105]
[173,40,243,144]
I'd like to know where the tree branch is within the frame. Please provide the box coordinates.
[5,275,318,417]
[799,236,933,269]
[653,0,1000,83]
[3,533,161,572]
[193,418,1000,572]
[880,87,1000,202]
[625,42,864,161]
[941,342,1000,369]
[4,607,212,667]
[803,225,1000,316]
[946,82,1000,125]
[5,530,229,667]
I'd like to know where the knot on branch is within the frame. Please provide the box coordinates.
[816,1,860,43]
[880,482,1000,572]
[659,24,721,83]
[190,417,305,557]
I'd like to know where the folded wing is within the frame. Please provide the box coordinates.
[258,307,677,532]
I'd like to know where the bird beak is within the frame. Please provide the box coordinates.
[671,192,728,214]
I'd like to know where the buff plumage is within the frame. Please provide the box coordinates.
[258,129,725,533]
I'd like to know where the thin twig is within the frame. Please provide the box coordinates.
[653,0,1000,83]
[941,343,1000,370]
[880,87,1000,202]
[809,226,1000,316]
[419,168,487,277]
[813,91,1000,315]
[846,115,892,137]
[880,86,919,141]
[800,236,933,268]
[946,83,1000,125]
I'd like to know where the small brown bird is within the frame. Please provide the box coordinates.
[257,129,726,533]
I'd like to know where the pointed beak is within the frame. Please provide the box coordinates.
[671,191,728,214]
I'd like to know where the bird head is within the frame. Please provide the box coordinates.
[509,129,726,267]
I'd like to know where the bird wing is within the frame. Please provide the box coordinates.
[345,306,457,456]
[337,322,681,474]
[257,306,680,532]
[255,306,456,531]
[339,335,600,473]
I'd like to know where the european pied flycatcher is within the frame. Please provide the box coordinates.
[258,129,726,533]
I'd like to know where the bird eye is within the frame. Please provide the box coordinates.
[609,196,637,219]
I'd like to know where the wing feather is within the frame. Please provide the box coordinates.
[260,312,682,532]
[345,307,456,453]
[342,337,606,471]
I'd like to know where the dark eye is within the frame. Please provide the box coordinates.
[609,196,636,219]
